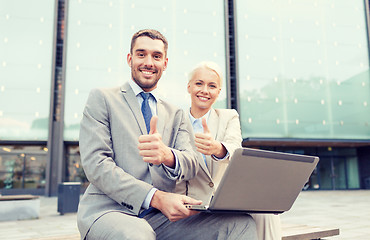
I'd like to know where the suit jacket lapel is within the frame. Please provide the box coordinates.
[206,108,220,176]
[208,108,219,140]
[156,99,166,136]
[199,153,211,177]
[120,82,147,135]
[199,108,222,180]
[185,109,212,180]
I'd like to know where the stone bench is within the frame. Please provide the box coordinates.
[282,224,340,239]
[31,225,340,240]
[0,194,40,221]
[31,234,80,240]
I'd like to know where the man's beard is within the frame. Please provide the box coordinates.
[132,74,160,90]
[131,66,161,90]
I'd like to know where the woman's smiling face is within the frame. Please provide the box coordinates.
[188,67,221,112]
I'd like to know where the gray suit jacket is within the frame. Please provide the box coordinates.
[175,108,242,203]
[77,82,199,238]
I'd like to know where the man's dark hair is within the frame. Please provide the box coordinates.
[130,29,168,55]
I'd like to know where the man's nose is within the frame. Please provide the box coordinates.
[144,56,154,66]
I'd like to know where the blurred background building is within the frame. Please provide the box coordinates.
[0,0,369,196]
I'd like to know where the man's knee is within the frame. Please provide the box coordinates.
[222,214,257,239]
[108,222,155,240]
[237,213,256,226]
[123,221,155,240]
[87,212,156,240]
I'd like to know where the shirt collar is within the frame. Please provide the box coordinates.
[188,108,211,124]
[129,80,159,102]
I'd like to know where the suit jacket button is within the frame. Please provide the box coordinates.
[209,182,214,188]
[149,163,153,166]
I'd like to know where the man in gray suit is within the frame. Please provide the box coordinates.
[77,29,257,240]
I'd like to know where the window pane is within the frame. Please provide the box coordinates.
[236,0,370,139]
[347,156,360,188]
[0,146,47,189]
[66,145,88,188]
[64,0,227,140]
[0,154,22,189]
[0,1,55,140]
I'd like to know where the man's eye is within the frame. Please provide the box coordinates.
[195,82,202,86]
[210,85,216,88]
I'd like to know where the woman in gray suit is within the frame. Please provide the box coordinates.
[176,61,282,240]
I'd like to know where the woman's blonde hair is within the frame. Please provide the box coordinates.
[188,61,223,88]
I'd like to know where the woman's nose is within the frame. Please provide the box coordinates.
[200,85,208,93]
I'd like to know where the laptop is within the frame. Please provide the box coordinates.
[186,147,319,214]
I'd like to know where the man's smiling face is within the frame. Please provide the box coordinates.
[127,36,168,92]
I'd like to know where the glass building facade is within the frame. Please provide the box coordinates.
[0,0,55,140]
[236,0,370,140]
[1,0,370,195]
[64,0,227,140]
[236,0,370,190]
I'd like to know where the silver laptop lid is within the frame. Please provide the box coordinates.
[209,148,319,213]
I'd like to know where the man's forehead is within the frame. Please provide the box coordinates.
[133,36,165,52]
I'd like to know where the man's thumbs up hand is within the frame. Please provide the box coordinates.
[149,115,158,134]
[138,116,175,167]
[195,117,227,158]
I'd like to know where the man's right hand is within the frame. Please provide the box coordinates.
[150,190,202,222]
[138,116,175,168]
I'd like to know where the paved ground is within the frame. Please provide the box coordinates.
[0,190,369,239]
[281,190,370,239]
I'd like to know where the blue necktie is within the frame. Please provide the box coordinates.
[138,207,156,218]
[138,92,155,218]
[140,92,152,134]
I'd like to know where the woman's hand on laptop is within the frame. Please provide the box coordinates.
[150,190,202,222]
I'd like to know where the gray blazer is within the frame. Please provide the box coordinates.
[175,108,242,203]
[77,82,199,239]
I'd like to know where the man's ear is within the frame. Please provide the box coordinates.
[127,53,132,67]
[163,57,168,70]
[187,82,191,93]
